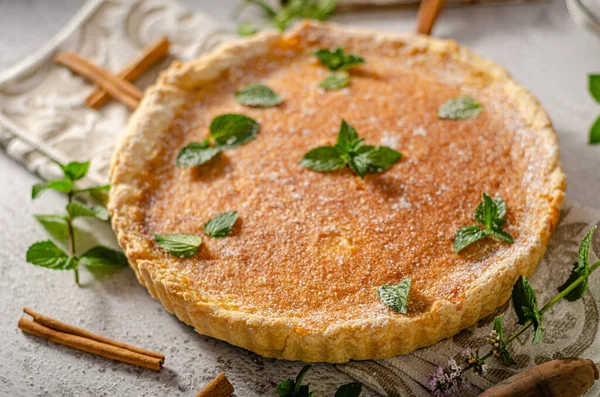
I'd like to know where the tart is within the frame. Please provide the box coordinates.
[109,22,565,363]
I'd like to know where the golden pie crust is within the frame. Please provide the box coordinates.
[109,22,566,363]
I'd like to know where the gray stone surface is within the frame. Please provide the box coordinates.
[0,0,599,396]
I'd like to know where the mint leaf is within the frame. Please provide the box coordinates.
[558,262,588,301]
[59,161,90,181]
[79,246,127,268]
[26,240,75,270]
[277,365,314,397]
[492,315,516,366]
[511,275,544,344]
[66,202,109,221]
[319,73,349,91]
[204,211,238,238]
[314,47,364,71]
[455,193,514,252]
[590,114,600,145]
[235,84,282,107]
[353,145,402,175]
[154,233,202,258]
[238,22,260,36]
[558,226,598,301]
[336,119,360,153]
[454,225,487,253]
[589,74,600,103]
[73,184,110,195]
[272,0,336,31]
[438,97,482,120]
[335,383,362,397]
[578,225,596,271]
[210,114,259,150]
[32,179,73,199]
[301,120,401,178]
[300,146,346,171]
[378,278,411,314]
[488,227,514,245]
[35,214,69,242]
[475,193,497,228]
[176,141,221,168]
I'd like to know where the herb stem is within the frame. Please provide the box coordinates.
[66,191,79,286]
[462,259,600,375]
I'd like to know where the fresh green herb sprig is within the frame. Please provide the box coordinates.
[300,119,402,178]
[177,114,259,168]
[237,0,337,35]
[430,226,600,396]
[277,365,362,397]
[27,161,125,285]
[314,47,365,91]
[154,211,239,257]
[454,193,514,253]
[587,74,600,144]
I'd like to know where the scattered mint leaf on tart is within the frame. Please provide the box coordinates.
[177,141,221,168]
[454,193,514,253]
[300,119,402,178]
[154,233,202,258]
[204,211,239,238]
[314,47,365,71]
[176,114,259,168]
[335,382,363,397]
[319,72,349,90]
[66,201,109,221]
[211,114,260,149]
[378,278,412,314]
[235,83,282,107]
[26,240,75,270]
[511,276,544,344]
[78,246,127,269]
[438,97,482,120]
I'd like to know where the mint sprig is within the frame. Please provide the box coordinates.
[27,161,125,285]
[238,0,336,34]
[276,365,362,397]
[314,48,365,71]
[204,211,238,238]
[235,84,282,107]
[588,75,600,144]
[440,226,600,389]
[300,119,402,178]
[454,193,514,253]
[154,234,202,258]
[438,97,482,120]
[378,278,412,314]
[177,114,259,168]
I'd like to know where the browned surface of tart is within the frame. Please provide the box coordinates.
[109,22,565,362]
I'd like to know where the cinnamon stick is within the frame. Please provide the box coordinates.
[86,36,170,109]
[416,0,446,35]
[23,308,164,361]
[196,372,234,397]
[55,52,142,109]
